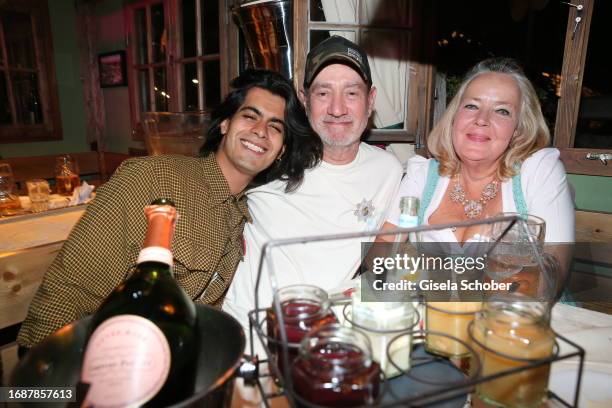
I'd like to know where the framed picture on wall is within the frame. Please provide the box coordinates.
[98,50,127,87]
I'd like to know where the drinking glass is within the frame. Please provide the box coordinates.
[486,213,546,297]
[0,162,22,216]
[55,154,80,195]
[142,111,210,156]
[26,179,51,213]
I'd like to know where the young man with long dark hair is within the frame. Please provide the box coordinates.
[18,69,322,351]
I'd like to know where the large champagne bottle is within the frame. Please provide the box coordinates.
[80,198,198,407]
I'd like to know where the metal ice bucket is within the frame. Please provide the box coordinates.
[10,304,245,407]
[232,0,293,79]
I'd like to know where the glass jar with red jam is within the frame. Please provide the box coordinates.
[266,285,338,378]
[291,324,381,407]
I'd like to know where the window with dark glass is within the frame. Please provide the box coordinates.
[126,0,222,137]
[573,0,612,150]
[433,0,567,140]
[0,0,62,143]
[431,0,609,176]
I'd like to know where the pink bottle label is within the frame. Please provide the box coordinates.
[81,315,171,407]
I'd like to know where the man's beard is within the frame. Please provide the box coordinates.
[319,132,358,147]
[314,117,362,147]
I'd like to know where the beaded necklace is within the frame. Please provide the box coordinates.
[449,173,499,219]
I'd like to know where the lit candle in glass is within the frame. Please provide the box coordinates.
[425,301,482,357]
[292,324,381,407]
[266,285,337,379]
[471,300,554,407]
[349,292,417,378]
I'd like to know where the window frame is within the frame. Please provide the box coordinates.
[292,0,435,146]
[0,0,62,144]
[553,0,612,176]
[125,0,229,140]
[125,0,172,136]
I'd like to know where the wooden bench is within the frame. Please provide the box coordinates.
[3,151,130,193]
[569,209,612,314]
[575,210,612,262]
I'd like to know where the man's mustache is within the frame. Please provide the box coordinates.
[322,116,353,123]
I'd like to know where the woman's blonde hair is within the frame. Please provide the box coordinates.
[428,58,550,180]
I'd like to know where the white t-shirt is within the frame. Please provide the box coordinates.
[387,148,575,243]
[223,143,402,330]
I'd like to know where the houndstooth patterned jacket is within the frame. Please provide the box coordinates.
[18,153,250,348]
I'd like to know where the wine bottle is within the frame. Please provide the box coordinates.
[398,196,419,229]
[389,196,420,283]
[399,196,419,243]
[80,198,198,407]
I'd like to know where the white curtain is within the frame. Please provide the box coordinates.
[320,0,408,128]
[75,0,106,151]
[320,0,359,23]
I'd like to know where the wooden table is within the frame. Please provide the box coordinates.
[0,206,86,331]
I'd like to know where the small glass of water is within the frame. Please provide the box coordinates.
[26,179,51,213]
[486,213,546,296]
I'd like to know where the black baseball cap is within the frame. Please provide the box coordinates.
[303,36,372,89]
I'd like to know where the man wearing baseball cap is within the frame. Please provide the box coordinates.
[223,35,402,342]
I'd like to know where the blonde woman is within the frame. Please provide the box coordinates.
[382,58,574,298]
[385,58,573,243]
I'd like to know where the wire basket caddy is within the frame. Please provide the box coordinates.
[244,214,584,407]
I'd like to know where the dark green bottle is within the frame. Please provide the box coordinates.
[80,198,198,407]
